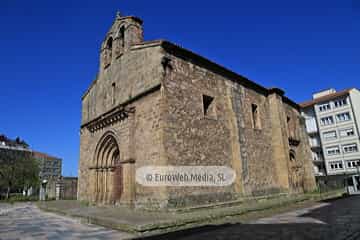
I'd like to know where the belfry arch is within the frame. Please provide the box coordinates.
[92,132,123,204]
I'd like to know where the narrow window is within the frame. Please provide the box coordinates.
[251,104,260,129]
[287,116,293,137]
[287,116,291,128]
[104,37,113,68]
[289,150,296,161]
[107,37,113,49]
[120,26,125,48]
[203,95,214,116]
[111,82,116,105]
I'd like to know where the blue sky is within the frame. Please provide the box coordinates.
[0,0,359,176]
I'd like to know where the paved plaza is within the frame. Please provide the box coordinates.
[141,196,360,240]
[0,203,133,240]
[1,196,360,240]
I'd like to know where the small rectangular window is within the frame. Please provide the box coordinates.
[202,94,216,119]
[343,144,358,154]
[323,130,337,140]
[320,116,334,126]
[346,160,360,169]
[203,95,214,115]
[329,161,343,170]
[319,103,331,112]
[326,146,340,156]
[336,112,351,122]
[340,128,355,138]
[251,104,261,129]
[334,98,348,108]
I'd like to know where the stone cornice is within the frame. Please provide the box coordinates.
[81,84,161,130]
[82,106,135,133]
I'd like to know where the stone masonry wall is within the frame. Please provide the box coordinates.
[161,54,283,207]
[81,45,164,125]
[160,51,316,207]
[283,103,316,192]
[161,56,236,207]
[78,90,165,204]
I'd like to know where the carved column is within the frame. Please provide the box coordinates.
[103,168,108,203]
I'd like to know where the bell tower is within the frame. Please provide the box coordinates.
[100,11,144,69]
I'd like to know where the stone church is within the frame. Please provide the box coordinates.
[78,13,316,209]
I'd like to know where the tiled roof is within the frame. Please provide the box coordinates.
[299,88,354,108]
[32,151,61,160]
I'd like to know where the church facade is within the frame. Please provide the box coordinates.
[78,13,316,209]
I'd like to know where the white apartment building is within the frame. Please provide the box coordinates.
[300,88,360,184]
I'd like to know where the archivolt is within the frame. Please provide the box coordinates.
[94,131,120,168]
[92,131,121,203]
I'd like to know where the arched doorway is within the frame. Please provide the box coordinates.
[93,132,122,204]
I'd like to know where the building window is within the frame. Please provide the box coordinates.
[330,161,343,170]
[339,128,355,138]
[320,116,334,126]
[343,144,358,154]
[336,112,351,122]
[251,104,261,129]
[334,98,348,108]
[319,103,331,112]
[313,150,323,161]
[202,94,216,119]
[289,150,296,161]
[346,160,360,169]
[323,130,337,140]
[111,82,116,105]
[106,37,113,55]
[103,37,113,68]
[287,116,293,137]
[326,146,340,156]
[119,26,125,48]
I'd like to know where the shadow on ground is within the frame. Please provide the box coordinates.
[137,196,360,240]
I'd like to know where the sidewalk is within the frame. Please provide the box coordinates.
[36,190,345,237]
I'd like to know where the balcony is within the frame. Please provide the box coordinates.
[313,157,324,163]
[314,171,326,177]
[305,118,319,134]
[309,137,321,149]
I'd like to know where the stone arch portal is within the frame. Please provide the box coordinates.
[93,132,123,204]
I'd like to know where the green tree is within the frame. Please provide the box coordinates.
[0,148,39,199]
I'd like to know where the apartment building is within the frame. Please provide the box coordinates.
[0,134,62,181]
[300,88,360,184]
[32,151,62,181]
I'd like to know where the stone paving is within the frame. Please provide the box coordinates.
[140,196,360,240]
[0,203,133,240]
[1,196,359,240]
